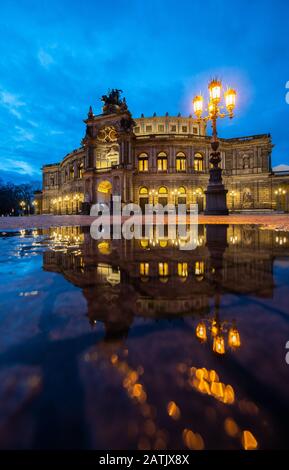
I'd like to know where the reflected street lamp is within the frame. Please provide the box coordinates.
[193,79,237,215]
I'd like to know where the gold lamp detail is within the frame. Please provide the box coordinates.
[196,322,207,342]
[208,79,222,104]
[228,326,241,349]
[213,334,225,355]
[225,88,237,116]
[193,95,204,118]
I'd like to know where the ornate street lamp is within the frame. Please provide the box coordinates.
[193,79,237,215]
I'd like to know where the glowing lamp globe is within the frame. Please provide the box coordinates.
[196,322,207,342]
[193,95,204,118]
[228,327,241,349]
[209,79,222,103]
[213,335,225,355]
[225,88,237,114]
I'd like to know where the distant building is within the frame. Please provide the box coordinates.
[36,90,289,214]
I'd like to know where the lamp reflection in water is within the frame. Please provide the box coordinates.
[195,307,241,355]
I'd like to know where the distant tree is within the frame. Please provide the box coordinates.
[0,179,35,216]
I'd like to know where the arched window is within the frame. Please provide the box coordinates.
[194,153,204,172]
[157,152,168,172]
[158,186,168,195]
[78,162,84,179]
[70,166,74,180]
[139,186,149,195]
[176,152,186,172]
[138,153,148,172]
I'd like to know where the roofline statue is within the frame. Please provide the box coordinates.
[101,89,128,115]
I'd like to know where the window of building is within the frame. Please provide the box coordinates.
[158,262,169,277]
[182,126,188,133]
[70,166,74,180]
[138,153,149,172]
[195,261,204,275]
[176,152,186,172]
[158,124,164,132]
[157,152,168,171]
[178,262,188,278]
[146,125,152,133]
[194,153,204,172]
[140,262,149,277]
[193,127,198,134]
[170,125,177,132]
[134,126,140,133]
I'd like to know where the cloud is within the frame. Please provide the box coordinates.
[15,126,34,142]
[37,49,54,69]
[0,89,26,119]
[0,158,39,176]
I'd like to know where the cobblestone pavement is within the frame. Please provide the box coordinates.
[1,213,289,231]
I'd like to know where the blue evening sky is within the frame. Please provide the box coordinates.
[0,0,289,185]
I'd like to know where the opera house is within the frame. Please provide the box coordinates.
[35,89,289,214]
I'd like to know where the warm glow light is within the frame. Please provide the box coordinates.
[225,88,236,114]
[242,430,258,450]
[228,327,241,349]
[213,335,225,355]
[193,95,203,118]
[196,322,207,342]
[208,79,222,103]
[211,320,218,337]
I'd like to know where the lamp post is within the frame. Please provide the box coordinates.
[193,79,237,215]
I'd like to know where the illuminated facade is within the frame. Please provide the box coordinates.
[37,90,289,214]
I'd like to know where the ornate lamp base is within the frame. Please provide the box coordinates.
[204,168,229,215]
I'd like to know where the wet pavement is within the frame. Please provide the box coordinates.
[0,224,289,449]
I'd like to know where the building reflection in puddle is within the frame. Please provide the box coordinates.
[32,223,289,449]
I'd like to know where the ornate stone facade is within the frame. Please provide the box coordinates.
[37,90,289,214]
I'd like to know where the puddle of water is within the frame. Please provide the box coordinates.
[0,224,289,450]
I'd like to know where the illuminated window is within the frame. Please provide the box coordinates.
[159,262,169,277]
[159,240,168,248]
[193,127,198,134]
[170,125,177,132]
[158,124,164,132]
[139,186,149,195]
[194,153,204,172]
[138,153,148,172]
[140,239,149,248]
[178,262,188,278]
[195,261,204,277]
[140,262,149,276]
[176,152,186,172]
[146,125,152,133]
[157,152,168,171]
